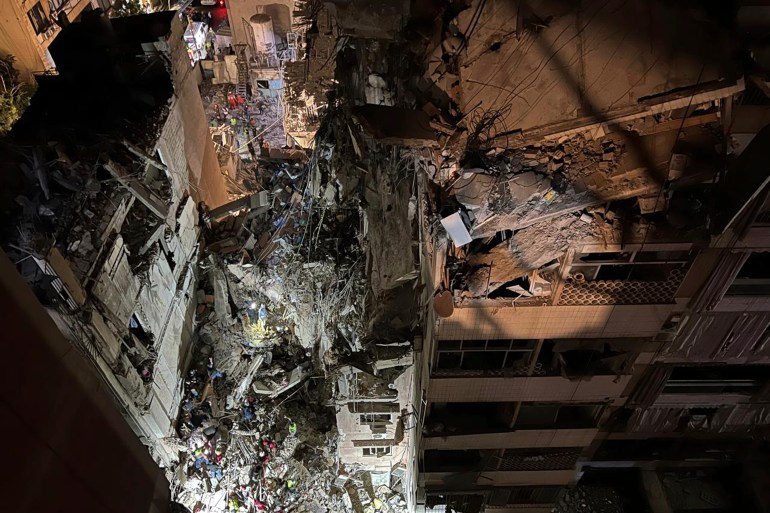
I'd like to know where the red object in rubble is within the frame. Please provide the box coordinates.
[254,501,266,510]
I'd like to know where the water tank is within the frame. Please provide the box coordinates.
[249,14,275,53]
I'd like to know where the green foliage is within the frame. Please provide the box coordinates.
[113,0,144,17]
[0,54,34,136]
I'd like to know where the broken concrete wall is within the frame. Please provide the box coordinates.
[325,0,408,40]
[166,16,230,208]
[92,235,141,328]
[435,0,737,138]
[336,364,415,474]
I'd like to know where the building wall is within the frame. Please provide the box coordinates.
[0,249,170,513]
[428,375,632,403]
[337,365,414,473]
[0,0,94,82]
[418,242,681,510]
[423,429,599,451]
[166,16,230,208]
[438,304,676,340]
[422,471,575,488]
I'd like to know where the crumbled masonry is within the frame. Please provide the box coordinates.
[6,2,770,513]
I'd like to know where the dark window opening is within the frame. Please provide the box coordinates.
[536,341,630,377]
[460,351,506,370]
[360,413,390,424]
[728,252,770,296]
[595,263,676,281]
[423,449,484,472]
[436,351,461,369]
[126,314,156,382]
[633,250,691,263]
[577,252,631,263]
[28,2,52,35]
[256,80,269,89]
[163,247,176,271]
[663,365,770,394]
[425,402,515,434]
[736,252,770,279]
[488,487,563,505]
[572,250,690,284]
[129,314,155,347]
[434,340,534,374]
[426,494,483,513]
[515,403,601,429]
[362,446,390,456]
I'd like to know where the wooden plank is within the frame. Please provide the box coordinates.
[636,112,720,136]
[103,160,169,219]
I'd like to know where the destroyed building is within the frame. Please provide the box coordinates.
[6,1,770,513]
[413,1,770,512]
[1,9,229,466]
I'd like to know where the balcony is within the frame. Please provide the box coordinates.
[558,251,689,306]
[427,374,631,403]
[423,402,602,450]
[423,429,599,451]
[422,448,580,487]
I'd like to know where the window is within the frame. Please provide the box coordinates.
[515,403,603,429]
[28,2,52,35]
[426,494,483,513]
[48,0,69,13]
[663,365,770,394]
[488,487,562,506]
[425,402,516,433]
[535,340,633,377]
[498,448,581,471]
[571,250,690,282]
[360,413,390,424]
[94,0,115,11]
[362,446,391,457]
[727,252,770,296]
[434,339,535,374]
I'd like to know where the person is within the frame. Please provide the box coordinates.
[257,303,267,327]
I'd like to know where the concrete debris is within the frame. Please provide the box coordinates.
[7,1,758,512]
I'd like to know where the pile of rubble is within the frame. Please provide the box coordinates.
[202,84,286,162]
[165,102,414,512]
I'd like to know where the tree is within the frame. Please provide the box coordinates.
[112,0,144,17]
[0,55,34,136]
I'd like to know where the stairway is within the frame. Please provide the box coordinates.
[235,44,249,95]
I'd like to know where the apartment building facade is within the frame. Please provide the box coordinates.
[413,38,770,513]
[0,0,106,82]
[2,10,230,467]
